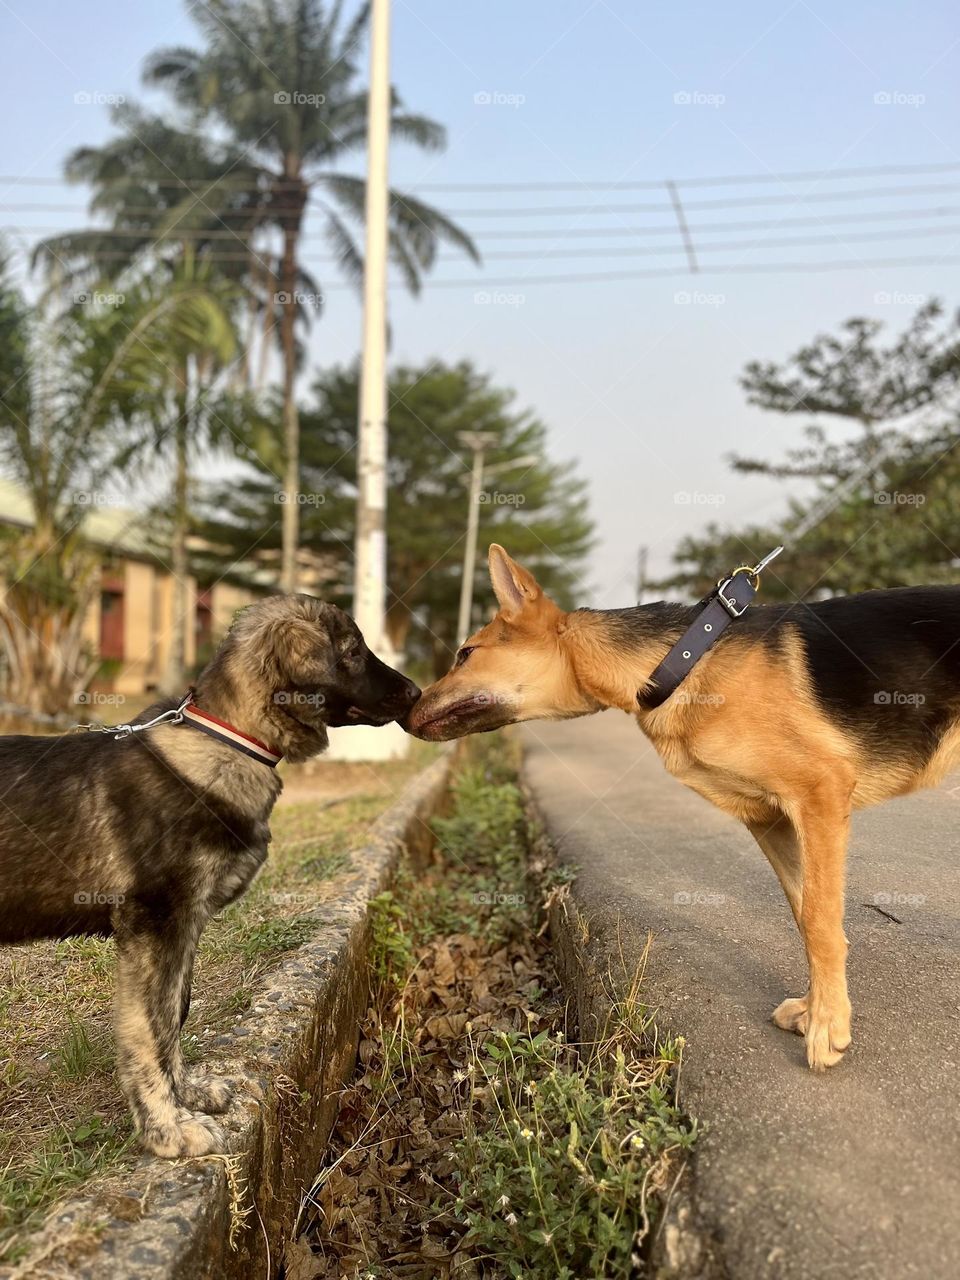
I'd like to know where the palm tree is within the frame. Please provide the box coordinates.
[33,104,273,386]
[106,253,240,687]
[0,246,233,712]
[143,0,479,592]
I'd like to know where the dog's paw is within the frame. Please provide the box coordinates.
[179,1073,234,1115]
[804,999,852,1071]
[140,1112,228,1158]
[772,994,809,1035]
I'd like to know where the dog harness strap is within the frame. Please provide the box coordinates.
[639,569,758,710]
[181,704,283,767]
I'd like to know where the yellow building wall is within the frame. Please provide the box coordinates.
[83,561,261,697]
[209,582,260,640]
[94,561,197,696]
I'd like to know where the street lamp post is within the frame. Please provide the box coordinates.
[456,434,539,641]
[456,431,498,641]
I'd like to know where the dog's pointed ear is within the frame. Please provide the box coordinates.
[488,544,542,619]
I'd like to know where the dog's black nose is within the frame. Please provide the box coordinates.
[399,678,420,706]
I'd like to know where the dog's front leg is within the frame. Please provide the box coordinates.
[114,913,227,1157]
[790,777,854,1071]
[170,934,234,1117]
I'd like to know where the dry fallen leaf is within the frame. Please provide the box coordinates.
[284,1235,324,1280]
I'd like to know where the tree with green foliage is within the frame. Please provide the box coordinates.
[143,0,479,592]
[663,301,960,600]
[103,255,242,687]
[33,105,264,312]
[198,360,594,673]
[0,249,232,711]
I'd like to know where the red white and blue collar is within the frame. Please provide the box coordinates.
[180,701,283,767]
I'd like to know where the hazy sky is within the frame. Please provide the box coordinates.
[2,0,959,604]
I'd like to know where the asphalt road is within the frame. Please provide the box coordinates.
[522,712,960,1280]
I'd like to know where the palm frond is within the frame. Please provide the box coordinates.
[323,209,364,292]
[388,109,447,152]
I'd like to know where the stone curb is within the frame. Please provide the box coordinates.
[8,753,451,1280]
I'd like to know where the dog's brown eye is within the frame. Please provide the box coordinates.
[455,646,475,669]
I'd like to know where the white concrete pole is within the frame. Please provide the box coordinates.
[332,0,406,760]
[353,0,391,655]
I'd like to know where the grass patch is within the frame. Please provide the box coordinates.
[300,735,697,1278]
[228,914,320,965]
[55,1017,113,1082]
[0,742,437,1262]
[455,972,695,1278]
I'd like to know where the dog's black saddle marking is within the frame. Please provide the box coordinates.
[638,569,758,710]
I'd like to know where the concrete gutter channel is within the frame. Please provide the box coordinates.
[6,755,450,1280]
[526,783,726,1280]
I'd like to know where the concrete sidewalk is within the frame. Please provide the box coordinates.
[523,713,960,1280]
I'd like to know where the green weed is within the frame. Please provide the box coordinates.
[55,1017,112,1081]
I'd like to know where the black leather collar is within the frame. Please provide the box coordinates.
[638,548,783,711]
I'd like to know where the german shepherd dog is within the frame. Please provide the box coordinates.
[406,544,960,1071]
[0,595,419,1157]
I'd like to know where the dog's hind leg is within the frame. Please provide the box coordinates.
[748,811,803,926]
[114,910,227,1157]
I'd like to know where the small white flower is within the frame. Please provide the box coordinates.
[506,1211,518,1225]
[498,1194,510,1207]
[520,1127,534,1141]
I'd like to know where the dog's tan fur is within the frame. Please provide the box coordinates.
[407,545,960,1071]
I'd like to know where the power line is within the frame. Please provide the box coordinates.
[10,202,960,243]
[10,220,960,260]
[27,252,960,283]
[467,205,960,240]
[9,179,959,218]
[0,175,303,191]
[26,184,958,219]
[395,255,960,287]
[2,158,960,194]
[436,183,960,219]
[430,224,960,259]
[411,161,960,193]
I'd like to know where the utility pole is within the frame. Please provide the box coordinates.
[456,431,498,641]
[333,0,404,761]
[353,0,391,656]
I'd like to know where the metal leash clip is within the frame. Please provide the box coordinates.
[73,694,191,740]
[750,544,785,582]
